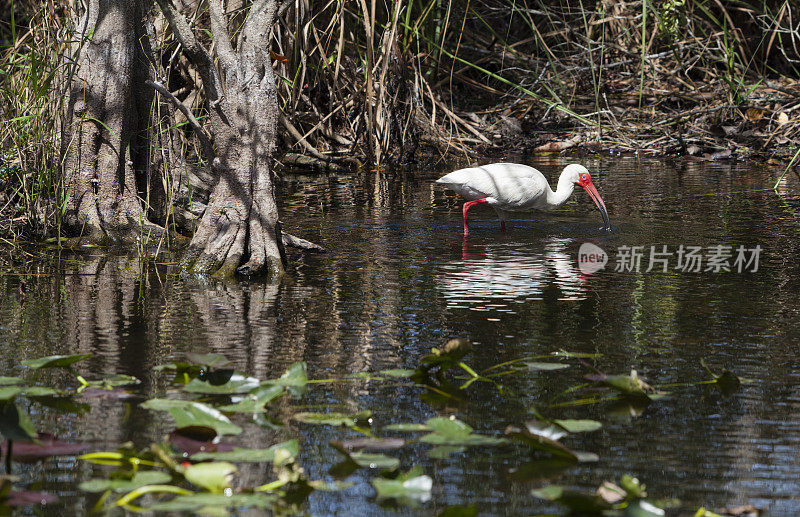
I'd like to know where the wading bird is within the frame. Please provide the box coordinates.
[436,163,610,235]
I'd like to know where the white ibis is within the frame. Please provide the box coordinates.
[436,163,610,235]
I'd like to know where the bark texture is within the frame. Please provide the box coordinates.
[62,0,156,243]
[156,0,285,279]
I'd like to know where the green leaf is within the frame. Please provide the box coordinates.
[383,423,429,432]
[531,484,613,513]
[372,466,432,503]
[148,493,278,512]
[183,461,237,492]
[183,373,260,394]
[526,362,570,371]
[419,417,505,446]
[553,419,602,433]
[293,410,371,429]
[264,362,308,398]
[378,369,415,378]
[330,442,399,471]
[216,385,284,413]
[505,425,580,461]
[21,354,92,370]
[0,387,22,402]
[81,375,139,389]
[0,377,22,386]
[79,471,172,493]
[0,401,37,441]
[417,339,472,373]
[140,399,242,437]
[192,440,298,464]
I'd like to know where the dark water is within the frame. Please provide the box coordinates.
[3,156,800,515]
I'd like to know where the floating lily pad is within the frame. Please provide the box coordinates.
[140,399,242,437]
[216,385,284,413]
[438,505,478,517]
[373,466,432,503]
[551,350,603,359]
[427,445,464,459]
[0,377,22,386]
[383,423,429,432]
[331,441,399,471]
[506,457,574,482]
[79,470,172,493]
[420,417,506,447]
[183,373,260,394]
[21,354,92,370]
[148,493,278,512]
[505,423,597,462]
[81,374,140,389]
[701,359,742,393]
[293,410,372,429]
[192,440,298,464]
[263,362,308,398]
[585,370,663,399]
[552,419,603,433]
[532,485,613,514]
[183,461,237,492]
[417,339,472,373]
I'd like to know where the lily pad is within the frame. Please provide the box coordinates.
[192,440,298,464]
[293,410,372,429]
[263,362,308,398]
[417,339,472,373]
[420,417,506,446]
[148,492,278,512]
[532,485,613,514]
[373,466,432,503]
[585,370,663,399]
[183,461,237,492]
[216,385,284,413]
[0,377,22,386]
[79,470,172,493]
[0,387,22,402]
[183,373,260,394]
[21,354,92,370]
[552,418,603,433]
[140,399,242,437]
[383,423,429,432]
[505,424,596,462]
[331,441,399,471]
[81,374,140,389]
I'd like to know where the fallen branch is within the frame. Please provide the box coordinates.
[282,232,325,253]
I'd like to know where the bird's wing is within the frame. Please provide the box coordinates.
[436,163,548,208]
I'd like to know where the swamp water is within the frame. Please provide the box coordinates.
[2,156,800,515]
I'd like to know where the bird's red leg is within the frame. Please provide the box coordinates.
[462,198,488,235]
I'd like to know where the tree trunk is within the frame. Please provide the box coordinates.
[61,0,157,243]
[157,0,286,279]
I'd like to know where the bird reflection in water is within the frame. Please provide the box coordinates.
[438,237,591,310]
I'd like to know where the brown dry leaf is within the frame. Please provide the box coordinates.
[596,481,625,504]
[777,112,790,126]
[269,50,288,62]
[745,108,764,121]
[767,158,781,165]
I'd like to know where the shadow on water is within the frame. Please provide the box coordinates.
[3,156,800,514]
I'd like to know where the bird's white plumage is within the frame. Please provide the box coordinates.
[436,163,559,211]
